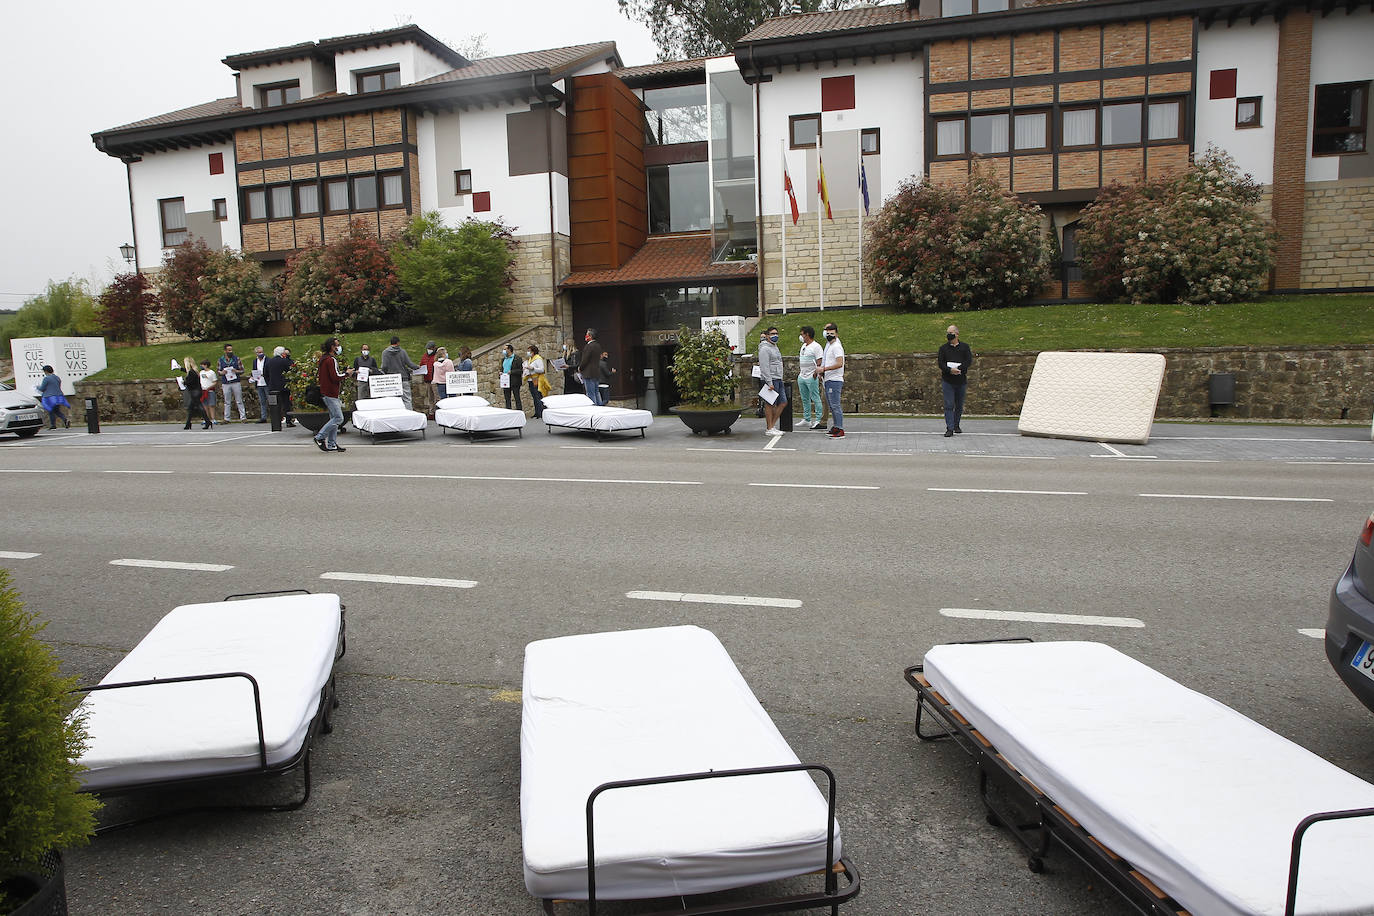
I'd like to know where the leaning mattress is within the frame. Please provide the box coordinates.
[542,405,653,432]
[521,625,841,900]
[76,593,343,791]
[1017,351,1165,445]
[923,640,1374,916]
[436,405,526,433]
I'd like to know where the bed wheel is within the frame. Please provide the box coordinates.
[1027,856,1044,873]
[986,811,1001,827]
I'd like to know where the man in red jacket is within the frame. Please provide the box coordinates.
[314,336,353,453]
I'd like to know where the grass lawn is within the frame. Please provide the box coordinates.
[89,321,523,380]
[762,294,1374,353]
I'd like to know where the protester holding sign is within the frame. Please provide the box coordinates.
[353,344,380,402]
[181,357,211,430]
[500,344,523,412]
[381,336,420,410]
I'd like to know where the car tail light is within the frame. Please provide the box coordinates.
[1364,513,1374,547]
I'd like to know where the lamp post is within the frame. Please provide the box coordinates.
[117,243,146,345]
[119,242,135,265]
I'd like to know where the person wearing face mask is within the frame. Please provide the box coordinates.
[353,343,380,402]
[757,326,787,436]
[937,324,973,437]
[797,326,825,430]
[560,339,581,394]
[457,346,473,372]
[523,345,549,418]
[380,336,419,410]
[432,347,455,403]
[420,341,439,411]
[313,337,353,453]
[501,344,524,411]
[251,345,270,422]
[819,322,845,439]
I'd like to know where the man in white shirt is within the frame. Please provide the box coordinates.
[819,321,845,439]
[797,326,825,430]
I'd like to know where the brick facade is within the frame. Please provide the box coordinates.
[1299,177,1374,289]
[1271,10,1314,291]
[507,232,572,325]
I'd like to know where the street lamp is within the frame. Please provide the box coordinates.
[119,242,135,264]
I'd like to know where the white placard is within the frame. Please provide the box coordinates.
[367,373,403,398]
[10,337,108,396]
[357,367,370,382]
[750,365,762,379]
[499,372,511,389]
[947,362,961,369]
[446,370,478,394]
[759,385,779,405]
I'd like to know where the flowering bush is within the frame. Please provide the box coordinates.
[280,222,400,333]
[670,325,736,408]
[154,242,271,341]
[1076,149,1276,304]
[865,171,1050,312]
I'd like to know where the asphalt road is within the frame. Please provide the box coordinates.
[2,416,1371,915]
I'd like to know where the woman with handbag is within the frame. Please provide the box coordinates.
[181,357,211,429]
[524,345,549,419]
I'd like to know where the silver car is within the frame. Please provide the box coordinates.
[1326,511,1374,713]
[0,382,45,438]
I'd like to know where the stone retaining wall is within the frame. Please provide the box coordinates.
[742,345,1374,423]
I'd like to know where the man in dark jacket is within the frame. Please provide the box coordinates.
[937,324,974,437]
[579,328,603,406]
[263,346,296,427]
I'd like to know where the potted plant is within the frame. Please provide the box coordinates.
[0,569,99,914]
[288,341,355,434]
[669,325,743,435]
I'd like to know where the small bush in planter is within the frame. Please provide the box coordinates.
[288,341,357,413]
[0,569,98,910]
[670,325,737,410]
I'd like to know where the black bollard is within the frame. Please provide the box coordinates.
[268,392,282,431]
[83,397,100,434]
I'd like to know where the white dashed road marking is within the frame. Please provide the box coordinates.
[321,572,477,588]
[213,471,702,486]
[627,590,802,609]
[103,470,173,474]
[110,559,234,572]
[0,468,70,473]
[928,487,1087,496]
[1139,493,1332,503]
[1298,628,1325,639]
[0,551,40,559]
[749,482,881,490]
[940,607,1145,629]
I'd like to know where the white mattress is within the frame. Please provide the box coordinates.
[923,641,1374,916]
[542,405,654,433]
[76,594,343,791]
[352,395,428,435]
[436,404,527,433]
[1017,351,1165,445]
[521,625,841,900]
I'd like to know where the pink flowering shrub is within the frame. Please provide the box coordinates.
[1076,149,1276,304]
[865,172,1050,312]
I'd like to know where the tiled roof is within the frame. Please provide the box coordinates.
[224,25,467,70]
[561,234,757,288]
[105,97,244,133]
[739,3,922,43]
[613,58,709,80]
[414,42,620,84]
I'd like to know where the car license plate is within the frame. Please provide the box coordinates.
[1351,642,1374,683]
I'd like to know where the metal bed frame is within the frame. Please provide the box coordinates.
[544,418,649,442]
[437,417,524,442]
[903,639,1374,916]
[540,763,859,916]
[75,589,346,834]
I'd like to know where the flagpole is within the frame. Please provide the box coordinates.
[781,140,788,316]
[818,137,825,312]
[858,133,864,309]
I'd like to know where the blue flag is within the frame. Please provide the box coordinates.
[859,160,870,216]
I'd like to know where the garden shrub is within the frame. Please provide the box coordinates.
[192,249,274,341]
[156,239,211,337]
[392,212,516,327]
[280,222,400,334]
[670,325,735,408]
[865,172,1050,312]
[1076,149,1276,304]
[96,272,158,343]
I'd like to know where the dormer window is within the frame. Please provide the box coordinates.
[356,66,401,94]
[941,0,1008,14]
[258,80,301,108]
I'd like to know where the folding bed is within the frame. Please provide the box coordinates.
[904,639,1374,916]
[539,393,653,441]
[73,590,346,830]
[521,625,859,914]
[350,395,427,441]
[434,394,526,441]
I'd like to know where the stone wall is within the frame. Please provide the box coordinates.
[508,232,571,325]
[1300,177,1374,289]
[739,345,1374,423]
[758,212,882,311]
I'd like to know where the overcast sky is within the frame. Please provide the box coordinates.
[0,0,657,312]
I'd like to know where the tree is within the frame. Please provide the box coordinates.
[280,223,400,333]
[619,0,854,60]
[1076,149,1277,305]
[391,212,515,327]
[865,172,1051,312]
[1,279,99,346]
[155,239,212,336]
[96,272,158,344]
[192,250,273,341]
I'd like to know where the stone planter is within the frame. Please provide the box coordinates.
[3,850,67,916]
[670,406,742,435]
[294,410,352,433]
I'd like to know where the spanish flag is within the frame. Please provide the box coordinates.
[817,151,833,220]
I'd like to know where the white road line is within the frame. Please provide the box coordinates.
[941,607,1144,629]
[110,559,234,572]
[1097,442,1129,458]
[928,487,1087,496]
[1298,628,1325,639]
[213,471,702,485]
[749,482,881,490]
[0,551,40,559]
[627,590,802,609]
[964,454,1056,460]
[1154,434,1362,443]
[1091,454,1160,460]
[1287,461,1374,466]
[321,572,477,588]
[845,430,1021,438]
[684,447,792,454]
[0,468,70,473]
[453,443,519,448]
[763,434,784,450]
[561,445,634,450]
[103,470,174,474]
[1139,493,1333,502]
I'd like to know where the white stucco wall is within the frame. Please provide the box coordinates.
[757,55,923,218]
[335,43,452,94]
[128,143,239,269]
[1306,11,1374,182]
[1195,20,1278,184]
[416,105,570,236]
